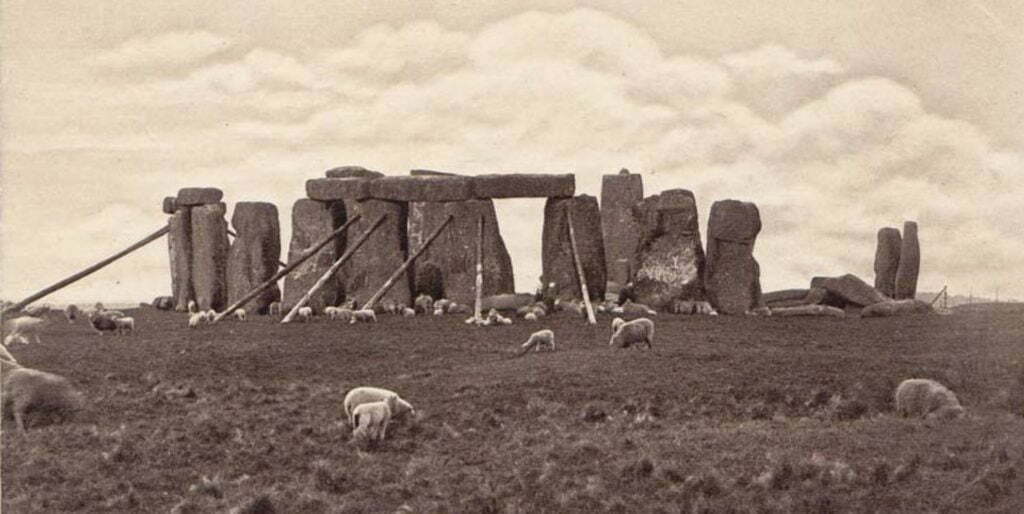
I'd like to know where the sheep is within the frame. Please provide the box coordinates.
[324,306,340,319]
[339,299,358,310]
[114,316,135,335]
[401,307,416,317]
[524,312,538,322]
[188,312,205,329]
[515,329,555,356]
[3,316,47,345]
[297,306,313,321]
[894,379,966,420]
[380,300,399,315]
[63,304,80,323]
[268,301,282,316]
[343,386,416,426]
[233,309,247,321]
[614,300,657,316]
[433,307,445,316]
[89,311,119,335]
[433,299,453,313]
[414,294,434,314]
[349,309,377,324]
[188,300,198,314]
[2,361,84,434]
[554,299,585,317]
[448,302,471,314]
[351,396,397,443]
[609,317,655,350]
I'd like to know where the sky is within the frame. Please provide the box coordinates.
[2,0,1022,304]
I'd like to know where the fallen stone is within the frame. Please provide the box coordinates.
[629,189,706,310]
[282,199,346,312]
[368,175,474,202]
[762,289,809,304]
[168,208,194,312]
[772,304,846,318]
[473,174,575,199]
[306,178,372,201]
[481,293,535,312]
[324,166,385,179]
[162,197,177,214]
[765,287,830,308]
[873,227,902,298]
[409,199,515,306]
[810,274,889,307]
[176,187,224,206]
[227,202,281,315]
[542,195,606,302]
[860,299,933,318]
[190,202,229,311]
[894,221,919,300]
[705,199,763,315]
[337,199,409,307]
[601,169,644,289]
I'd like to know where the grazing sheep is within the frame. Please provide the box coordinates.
[524,312,538,322]
[433,299,453,313]
[89,312,119,335]
[433,307,445,316]
[63,304,80,323]
[380,300,399,315]
[611,317,626,333]
[614,301,657,316]
[516,329,555,356]
[3,316,47,345]
[343,386,416,426]
[268,301,282,316]
[2,361,84,434]
[114,317,135,335]
[324,306,340,319]
[188,300,198,314]
[448,302,471,314]
[188,313,205,329]
[894,379,966,420]
[414,294,434,314]
[351,396,397,443]
[297,306,313,321]
[233,309,247,321]
[349,309,377,324]
[401,307,416,317]
[609,317,655,350]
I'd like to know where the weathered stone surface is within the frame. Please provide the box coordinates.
[763,288,829,308]
[473,174,575,199]
[337,199,409,307]
[861,299,933,318]
[629,189,705,310]
[874,227,902,298]
[762,289,809,304]
[411,169,456,176]
[227,202,281,315]
[542,195,606,302]
[162,197,177,214]
[894,221,920,300]
[282,199,346,312]
[369,175,474,202]
[601,169,643,289]
[168,208,193,311]
[705,200,763,315]
[772,304,846,318]
[190,203,229,311]
[409,199,515,306]
[325,166,385,179]
[177,187,224,206]
[810,274,889,307]
[481,293,534,311]
[307,178,372,201]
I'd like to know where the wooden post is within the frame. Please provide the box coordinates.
[226,228,287,268]
[473,214,484,322]
[2,225,170,317]
[566,208,597,324]
[281,214,388,323]
[212,214,361,323]
[361,214,454,312]
[929,285,948,307]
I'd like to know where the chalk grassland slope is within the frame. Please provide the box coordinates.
[2,307,1023,512]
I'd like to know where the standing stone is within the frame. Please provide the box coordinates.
[894,221,920,300]
[601,169,644,291]
[227,202,281,315]
[282,199,346,312]
[873,227,902,298]
[541,195,606,302]
[190,203,229,311]
[409,199,515,306]
[629,189,706,310]
[705,199,763,315]
[337,199,409,307]
[168,208,193,312]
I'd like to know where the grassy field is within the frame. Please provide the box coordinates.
[2,304,1023,513]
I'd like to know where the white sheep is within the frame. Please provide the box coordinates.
[3,316,47,345]
[297,306,313,321]
[114,316,135,335]
[349,309,377,324]
[234,309,247,321]
[380,300,398,315]
[524,312,538,322]
[343,386,416,426]
[351,396,397,443]
[433,299,452,313]
[609,317,655,350]
[324,306,340,319]
[414,294,434,314]
[268,301,282,316]
[401,307,416,318]
[63,304,80,323]
[433,307,445,316]
[894,379,966,420]
[188,300,198,314]
[2,361,84,434]
[340,299,357,310]
[515,329,555,356]
[188,313,205,329]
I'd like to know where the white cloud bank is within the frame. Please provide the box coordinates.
[3,8,1022,304]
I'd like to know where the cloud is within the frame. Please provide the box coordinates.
[87,30,233,70]
[723,44,846,117]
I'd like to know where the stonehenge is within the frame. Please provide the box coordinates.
[227,202,281,315]
[705,199,763,315]
[164,188,230,312]
[282,199,346,312]
[600,169,643,291]
[541,194,606,302]
[629,189,707,310]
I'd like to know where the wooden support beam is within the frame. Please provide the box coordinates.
[473,214,484,322]
[2,225,170,317]
[281,214,388,323]
[567,208,597,324]
[361,214,454,312]
[212,214,361,323]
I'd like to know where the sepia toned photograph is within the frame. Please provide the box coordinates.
[2,1,1022,512]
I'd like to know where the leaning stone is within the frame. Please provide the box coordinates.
[325,166,385,179]
[306,178,372,201]
[810,274,889,307]
[190,202,229,311]
[282,199,346,312]
[860,299,933,318]
[168,208,193,311]
[601,169,643,289]
[771,304,846,318]
[542,195,606,302]
[176,187,224,206]
[705,199,763,315]
[894,221,920,300]
[630,189,706,310]
[337,199,409,307]
[162,197,178,214]
[873,227,902,298]
[368,175,474,202]
[227,202,281,315]
[473,174,575,199]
